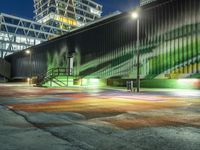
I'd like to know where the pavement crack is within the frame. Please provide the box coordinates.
[2,105,94,150]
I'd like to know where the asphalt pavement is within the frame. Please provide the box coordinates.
[0,83,200,150]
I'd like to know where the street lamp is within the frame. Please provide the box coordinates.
[131,12,139,19]
[26,50,31,54]
[131,11,140,92]
[26,50,32,79]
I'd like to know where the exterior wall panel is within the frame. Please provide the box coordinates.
[5,0,200,82]
[0,58,10,79]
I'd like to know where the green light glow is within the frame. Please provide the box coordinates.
[88,78,100,86]
[44,76,74,87]
[177,79,200,89]
[79,78,106,87]
[140,79,200,89]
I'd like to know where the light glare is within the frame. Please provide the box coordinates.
[131,12,139,19]
[26,50,31,54]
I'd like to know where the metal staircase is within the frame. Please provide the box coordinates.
[36,68,73,87]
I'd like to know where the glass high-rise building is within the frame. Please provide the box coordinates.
[0,13,67,58]
[140,0,157,6]
[33,0,103,30]
[0,0,102,58]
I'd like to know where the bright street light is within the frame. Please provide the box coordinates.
[131,12,139,19]
[25,50,32,81]
[131,10,140,92]
[26,50,31,54]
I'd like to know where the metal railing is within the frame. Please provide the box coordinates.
[37,67,73,86]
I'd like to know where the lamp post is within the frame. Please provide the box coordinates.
[26,50,32,79]
[131,11,140,92]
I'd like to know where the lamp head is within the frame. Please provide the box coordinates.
[131,12,139,19]
[26,50,31,54]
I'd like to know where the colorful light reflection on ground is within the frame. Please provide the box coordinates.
[0,84,199,129]
[0,83,200,150]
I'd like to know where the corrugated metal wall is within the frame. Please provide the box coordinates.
[6,0,200,80]
[0,58,10,79]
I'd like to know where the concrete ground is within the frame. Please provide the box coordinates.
[0,83,200,150]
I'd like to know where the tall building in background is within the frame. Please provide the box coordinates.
[33,0,102,30]
[0,0,103,58]
[140,0,157,6]
[0,13,67,58]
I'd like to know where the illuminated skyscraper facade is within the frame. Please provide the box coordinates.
[140,0,157,6]
[0,0,102,58]
[0,13,67,58]
[33,0,102,30]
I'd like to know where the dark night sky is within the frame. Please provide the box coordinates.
[0,0,139,20]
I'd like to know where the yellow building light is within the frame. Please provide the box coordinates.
[56,16,77,26]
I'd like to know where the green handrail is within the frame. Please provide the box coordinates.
[37,67,73,86]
